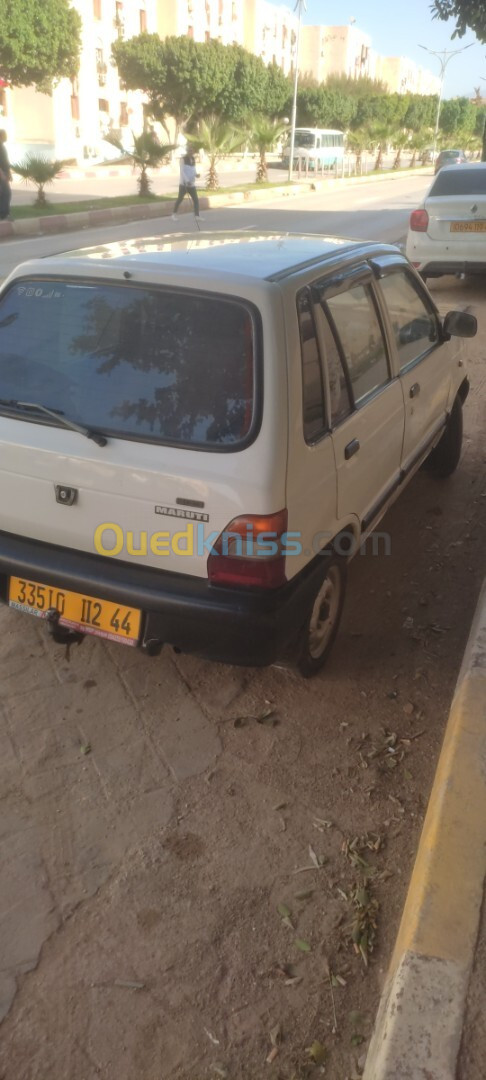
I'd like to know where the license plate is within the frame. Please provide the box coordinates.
[9,576,141,647]
[450,221,486,232]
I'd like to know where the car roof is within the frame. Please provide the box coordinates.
[21,231,397,285]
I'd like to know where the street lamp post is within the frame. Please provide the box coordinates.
[288,0,306,183]
[418,43,474,162]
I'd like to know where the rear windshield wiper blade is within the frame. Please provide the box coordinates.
[0,399,107,447]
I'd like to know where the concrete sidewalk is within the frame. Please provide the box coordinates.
[364,580,486,1080]
[1,166,432,243]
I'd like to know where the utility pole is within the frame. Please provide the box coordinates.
[418,43,474,162]
[288,0,306,183]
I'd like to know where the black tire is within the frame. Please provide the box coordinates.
[425,396,463,477]
[296,557,347,678]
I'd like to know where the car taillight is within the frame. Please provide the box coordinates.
[410,209,429,233]
[207,509,288,589]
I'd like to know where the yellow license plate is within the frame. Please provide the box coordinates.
[450,221,486,232]
[9,576,141,647]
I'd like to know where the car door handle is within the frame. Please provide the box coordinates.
[409,382,420,399]
[345,438,360,460]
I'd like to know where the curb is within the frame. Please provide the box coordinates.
[2,168,432,243]
[364,580,486,1080]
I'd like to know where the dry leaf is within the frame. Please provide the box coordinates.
[308,1040,327,1065]
[295,938,311,953]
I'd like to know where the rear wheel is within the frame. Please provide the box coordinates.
[424,396,463,477]
[296,558,347,678]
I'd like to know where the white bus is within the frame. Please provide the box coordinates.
[282,128,344,171]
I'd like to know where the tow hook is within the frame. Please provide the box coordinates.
[45,607,84,648]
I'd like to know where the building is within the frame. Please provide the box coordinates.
[4,0,157,164]
[157,0,298,74]
[299,21,439,97]
[157,0,244,46]
[300,23,376,84]
[0,1,443,163]
[376,55,440,95]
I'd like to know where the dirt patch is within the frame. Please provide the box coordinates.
[0,276,484,1080]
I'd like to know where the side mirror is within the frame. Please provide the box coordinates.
[443,310,477,339]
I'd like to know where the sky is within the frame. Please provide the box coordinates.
[264,0,485,97]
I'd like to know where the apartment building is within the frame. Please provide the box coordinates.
[4,0,157,163]
[300,24,376,84]
[376,55,441,95]
[157,0,298,74]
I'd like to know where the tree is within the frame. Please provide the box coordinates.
[409,129,433,167]
[113,35,290,135]
[187,116,245,190]
[439,97,477,137]
[0,0,81,92]
[367,123,390,171]
[345,128,370,171]
[392,130,411,169]
[104,131,173,196]
[249,116,288,181]
[431,0,486,44]
[297,86,356,129]
[13,154,67,206]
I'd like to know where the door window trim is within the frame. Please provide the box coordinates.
[320,276,394,414]
[373,265,442,376]
[296,286,329,446]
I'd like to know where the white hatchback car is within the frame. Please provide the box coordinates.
[0,233,476,675]
[406,163,486,281]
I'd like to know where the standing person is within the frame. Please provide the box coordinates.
[0,130,11,221]
[172,152,204,221]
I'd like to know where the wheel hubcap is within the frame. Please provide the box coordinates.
[308,566,341,660]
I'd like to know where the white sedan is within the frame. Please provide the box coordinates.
[406,163,486,281]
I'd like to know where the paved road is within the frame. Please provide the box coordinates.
[0,172,431,281]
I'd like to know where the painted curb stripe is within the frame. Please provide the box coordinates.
[364,580,486,1080]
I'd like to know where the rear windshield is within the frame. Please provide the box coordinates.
[0,280,257,449]
[430,168,486,197]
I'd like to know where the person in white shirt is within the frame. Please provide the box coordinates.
[172,153,204,220]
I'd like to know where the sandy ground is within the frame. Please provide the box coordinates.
[0,275,484,1080]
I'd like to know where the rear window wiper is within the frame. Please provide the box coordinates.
[0,399,108,447]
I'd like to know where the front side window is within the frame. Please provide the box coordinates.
[325,284,390,404]
[379,271,438,370]
[0,281,257,450]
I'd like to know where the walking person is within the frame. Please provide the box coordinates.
[0,130,12,221]
[172,152,204,222]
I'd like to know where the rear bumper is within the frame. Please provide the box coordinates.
[0,530,325,667]
[421,260,486,277]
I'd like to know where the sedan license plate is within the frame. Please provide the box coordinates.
[450,221,486,233]
[9,576,141,646]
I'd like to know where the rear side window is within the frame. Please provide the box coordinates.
[379,271,438,370]
[430,168,486,196]
[325,284,390,404]
[0,280,257,449]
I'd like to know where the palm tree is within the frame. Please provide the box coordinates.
[187,116,245,190]
[392,130,411,170]
[409,130,432,168]
[346,128,370,172]
[249,116,288,182]
[105,130,173,196]
[13,154,67,207]
[367,124,390,171]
